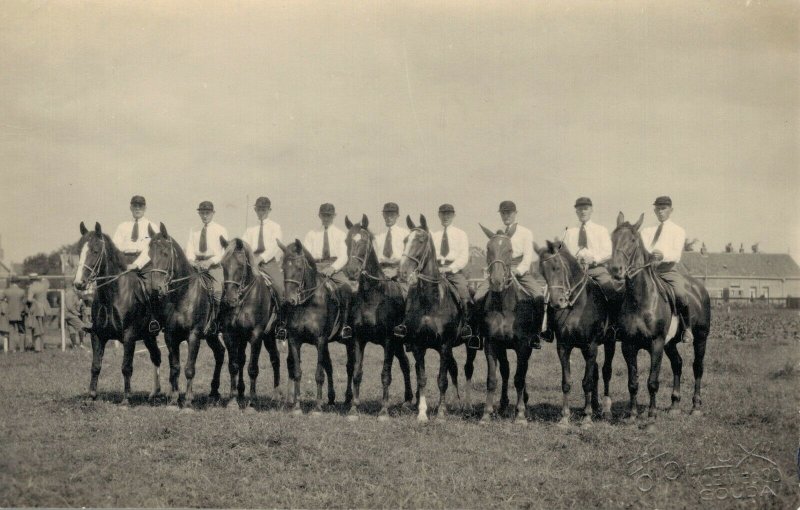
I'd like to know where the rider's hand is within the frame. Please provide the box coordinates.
[651,250,664,262]
[126,263,139,271]
[321,266,335,277]
[513,266,525,276]
[440,266,452,274]
[580,252,595,266]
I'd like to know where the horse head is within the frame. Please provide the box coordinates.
[343,214,373,280]
[481,223,513,293]
[610,211,644,281]
[398,214,433,285]
[144,222,176,299]
[278,238,316,306]
[536,239,578,309]
[219,236,255,308]
[74,222,110,291]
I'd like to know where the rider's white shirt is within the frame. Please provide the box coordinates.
[304,225,348,271]
[242,219,282,265]
[375,225,410,265]
[431,225,469,273]
[641,219,685,263]
[563,220,612,264]
[185,221,229,265]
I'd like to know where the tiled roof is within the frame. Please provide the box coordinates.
[679,252,800,278]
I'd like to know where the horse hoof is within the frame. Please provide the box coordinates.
[119,400,130,409]
[89,391,98,401]
[244,406,257,415]
[148,391,161,400]
[417,414,429,423]
[643,422,656,433]
[690,408,703,417]
[602,411,613,422]
[166,403,180,411]
[347,413,359,422]
[377,414,390,422]
[668,407,682,416]
[515,417,529,426]
[580,418,593,428]
[291,408,303,416]
[181,406,196,414]
[310,410,323,418]
[480,414,491,424]
[557,418,571,429]
[401,401,414,412]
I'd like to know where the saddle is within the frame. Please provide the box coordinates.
[651,266,678,316]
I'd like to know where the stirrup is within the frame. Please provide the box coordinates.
[467,335,483,350]
[681,329,694,344]
[148,319,161,333]
[404,341,414,352]
[276,325,288,342]
[341,325,353,339]
[539,329,555,343]
[529,336,542,350]
[393,324,407,338]
[460,324,473,340]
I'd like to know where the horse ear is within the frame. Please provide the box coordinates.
[344,216,353,230]
[361,214,369,229]
[79,222,88,236]
[276,239,287,254]
[633,213,644,231]
[616,211,624,227]
[406,215,415,229]
[479,223,494,239]
[506,223,517,238]
[148,224,156,238]
[419,214,428,231]
[219,236,228,249]
[533,242,543,256]
[94,222,102,235]
[546,239,554,252]
[159,222,168,237]
[234,238,243,250]
[294,239,303,252]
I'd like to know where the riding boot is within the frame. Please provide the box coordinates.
[680,313,693,344]
[536,305,554,346]
[393,323,407,338]
[340,291,353,340]
[276,303,288,342]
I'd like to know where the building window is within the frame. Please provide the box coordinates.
[749,287,757,299]
[730,285,741,298]
[762,287,769,299]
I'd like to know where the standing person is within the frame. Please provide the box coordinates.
[640,196,693,343]
[185,200,228,328]
[432,203,472,338]
[302,203,353,339]
[374,202,410,297]
[241,196,286,338]
[112,195,157,270]
[25,296,45,352]
[5,281,26,352]
[0,290,9,352]
[64,286,86,349]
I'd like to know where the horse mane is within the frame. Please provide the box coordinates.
[80,231,127,273]
[611,222,652,264]
[150,232,192,275]
[222,238,259,272]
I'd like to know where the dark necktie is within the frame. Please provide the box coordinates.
[651,223,663,248]
[383,228,393,258]
[440,227,450,257]
[578,222,587,249]
[131,219,139,242]
[199,224,208,253]
[255,220,265,255]
[322,228,330,260]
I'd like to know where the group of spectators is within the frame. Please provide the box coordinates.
[0,276,93,352]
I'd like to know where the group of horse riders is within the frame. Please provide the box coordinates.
[111,192,695,348]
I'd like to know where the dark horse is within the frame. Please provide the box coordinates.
[398,215,477,422]
[277,239,355,416]
[609,213,711,422]
[536,239,621,426]
[218,237,282,411]
[142,223,226,409]
[476,224,543,424]
[74,222,162,405]
[342,214,414,420]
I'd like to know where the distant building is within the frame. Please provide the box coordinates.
[679,252,800,299]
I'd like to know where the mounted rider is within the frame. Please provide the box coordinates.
[303,203,354,339]
[640,196,694,343]
[562,197,621,296]
[432,203,473,338]
[113,195,157,270]
[375,202,410,297]
[185,200,228,331]
[473,200,544,348]
[241,196,287,339]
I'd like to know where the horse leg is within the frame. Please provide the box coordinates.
[664,339,683,415]
[480,340,497,423]
[120,332,137,407]
[349,339,365,419]
[464,346,477,410]
[223,331,239,409]
[646,337,665,423]
[323,344,336,406]
[414,347,428,422]
[245,331,263,412]
[288,339,302,414]
[205,333,226,404]
[446,348,460,406]
[601,339,616,421]
[236,340,247,400]
[496,346,510,415]
[436,346,451,419]
[393,339,414,407]
[344,341,355,406]
[557,343,572,427]
[313,339,326,415]
[262,333,281,400]
[376,341,392,420]
[621,341,639,423]
[88,333,107,400]
[184,330,203,410]
[513,343,532,425]
[143,335,162,400]
[690,335,707,416]
[580,343,599,426]
[165,336,181,408]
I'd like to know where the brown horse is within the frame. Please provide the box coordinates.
[142,223,226,409]
[343,214,414,420]
[277,239,355,416]
[398,215,477,422]
[476,224,543,424]
[218,237,282,411]
[536,239,621,426]
[609,213,711,423]
[74,222,162,405]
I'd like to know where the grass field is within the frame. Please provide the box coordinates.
[1,309,798,508]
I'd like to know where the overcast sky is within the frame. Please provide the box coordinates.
[1,1,797,264]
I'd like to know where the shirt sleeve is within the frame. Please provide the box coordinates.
[112,223,126,250]
[332,231,348,271]
[563,228,578,257]
[185,229,196,262]
[131,250,150,270]
[449,229,469,273]
[664,225,685,263]
[303,231,314,257]
[595,225,612,263]
[518,228,534,274]
[261,223,281,264]
[210,226,228,265]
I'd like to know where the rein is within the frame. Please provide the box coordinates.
[223,251,257,306]
[350,229,392,283]
[81,238,133,290]
[540,249,590,308]
[401,228,440,284]
[283,253,327,305]
[484,234,514,292]
[142,238,211,295]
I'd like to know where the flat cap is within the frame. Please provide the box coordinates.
[574,197,593,208]
[254,196,271,209]
[498,200,517,213]
[197,200,214,212]
[653,196,672,207]
[382,202,399,213]
[438,203,455,213]
[319,203,336,215]
[130,195,146,206]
